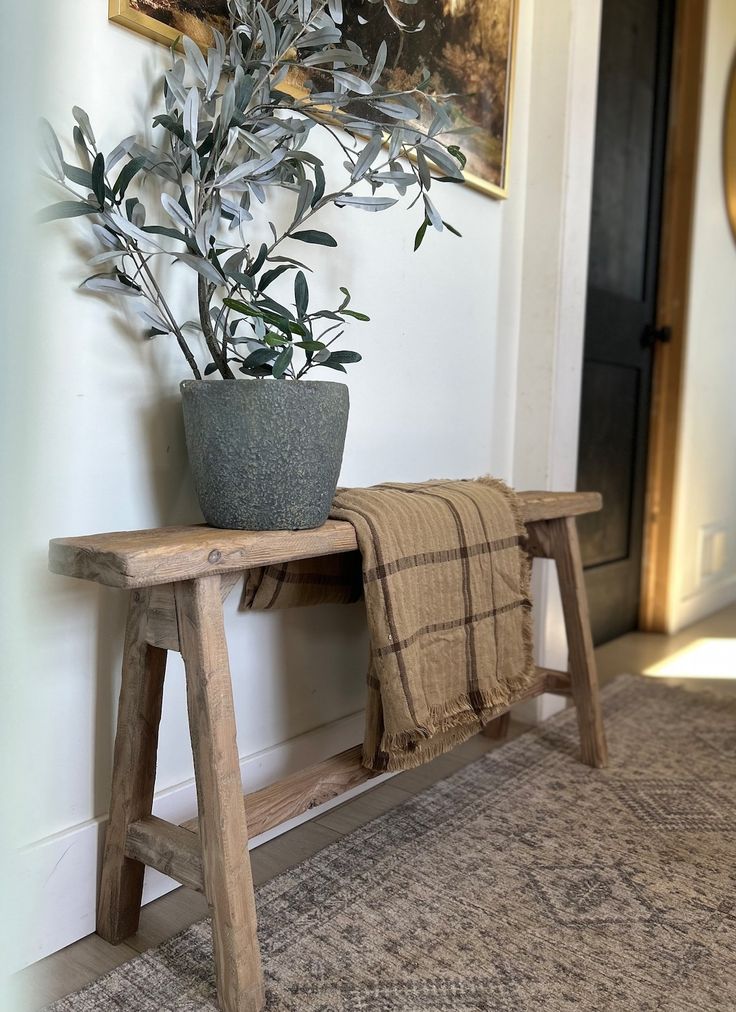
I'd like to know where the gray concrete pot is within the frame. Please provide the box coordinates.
[181,379,349,530]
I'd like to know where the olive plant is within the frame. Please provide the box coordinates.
[39,0,466,380]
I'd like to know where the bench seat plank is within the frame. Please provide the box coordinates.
[48,490,601,589]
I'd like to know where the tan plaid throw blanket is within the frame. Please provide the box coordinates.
[241,479,535,771]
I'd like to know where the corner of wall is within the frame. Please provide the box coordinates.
[510,0,602,720]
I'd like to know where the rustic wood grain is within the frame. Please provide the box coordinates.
[179,667,559,840]
[48,492,602,589]
[145,584,180,652]
[541,668,574,696]
[481,711,511,740]
[548,517,608,767]
[72,490,600,1012]
[49,519,360,589]
[97,589,167,944]
[181,744,374,840]
[146,573,242,651]
[175,576,265,1012]
[518,490,601,523]
[523,519,555,559]
[125,816,204,893]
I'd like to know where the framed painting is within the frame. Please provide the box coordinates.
[108,0,228,47]
[341,0,519,198]
[109,0,519,199]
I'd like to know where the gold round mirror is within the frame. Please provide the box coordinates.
[726,54,736,243]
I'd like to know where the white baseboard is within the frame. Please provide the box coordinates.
[20,709,394,969]
[514,691,568,723]
[21,671,563,969]
[671,573,736,632]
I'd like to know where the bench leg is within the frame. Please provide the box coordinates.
[481,710,511,740]
[175,576,265,1012]
[98,589,167,943]
[548,516,608,768]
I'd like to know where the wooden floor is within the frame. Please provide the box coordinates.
[17,602,736,1010]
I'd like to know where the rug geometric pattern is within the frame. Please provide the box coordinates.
[48,676,736,1011]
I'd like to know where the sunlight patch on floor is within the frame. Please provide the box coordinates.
[643,637,736,680]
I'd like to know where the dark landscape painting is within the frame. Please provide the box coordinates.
[128,0,228,44]
[116,0,517,196]
[342,0,516,195]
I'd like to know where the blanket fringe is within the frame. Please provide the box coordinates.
[363,670,536,773]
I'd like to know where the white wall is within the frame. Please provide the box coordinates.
[668,0,736,631]
[513,0,601,697]
[0,2,43,1004]
[15,0,602,967]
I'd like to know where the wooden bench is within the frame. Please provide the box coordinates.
[49,490,607,1012]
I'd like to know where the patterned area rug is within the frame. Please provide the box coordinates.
[49,676,736,1011]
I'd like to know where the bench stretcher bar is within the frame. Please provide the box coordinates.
[124,667,571,895]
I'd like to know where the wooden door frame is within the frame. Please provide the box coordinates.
[639,0,708,632]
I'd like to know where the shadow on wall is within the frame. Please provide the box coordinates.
[40,17,419,841]
[137,393,200,525]
[268,601,370,751]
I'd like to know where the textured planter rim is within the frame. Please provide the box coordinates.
[180,376,349,531]
[180,377,349,395]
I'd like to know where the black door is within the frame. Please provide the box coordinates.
[576,0,675,645]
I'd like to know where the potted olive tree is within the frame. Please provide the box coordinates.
[40,0,465,530]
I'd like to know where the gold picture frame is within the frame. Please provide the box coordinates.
[725,52,736,244]
[109,0,190,47]
[109,0,519,199]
